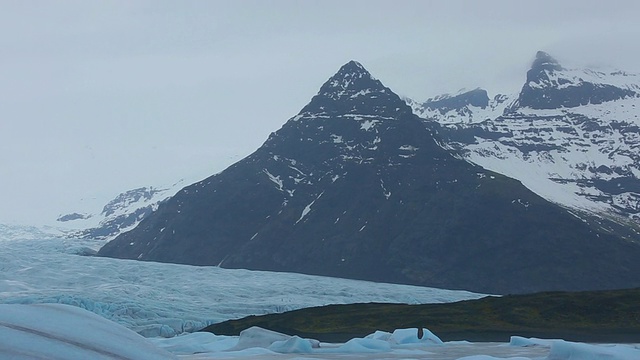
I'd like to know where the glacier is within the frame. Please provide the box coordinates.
[1,230,639,359]
[0,232,484,338]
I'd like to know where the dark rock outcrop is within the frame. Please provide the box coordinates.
[514,51,638,110]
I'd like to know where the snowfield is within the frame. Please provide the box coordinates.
[1,230,639,359]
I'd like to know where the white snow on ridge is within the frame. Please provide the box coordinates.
[406,93,517,125]
[411,89,640,221]
[516,96,640,126]
[533,67,640,92]
[55,179,190,232]
[38,175,215,242]
[464,137,613,214]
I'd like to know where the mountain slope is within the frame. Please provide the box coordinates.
[99,61,640,295]
[409,51,640,228]
[514,51,639,109]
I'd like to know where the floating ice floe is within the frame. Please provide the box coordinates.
[3,304,640,360]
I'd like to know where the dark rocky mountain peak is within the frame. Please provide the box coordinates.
[530,51,563,74]
[298,61,410,118]
[512,51,638,110]
[319,60,377,97]
[523,50,564,87]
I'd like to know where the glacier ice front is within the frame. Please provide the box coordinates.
[0,235,485,338]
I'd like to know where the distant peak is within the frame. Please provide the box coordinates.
[520,50,565,92]
[458,87,487,97]
[531,51,562,71]
[422,87,489,111]
[515,50,639,110]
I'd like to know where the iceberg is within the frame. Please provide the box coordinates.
[2,304,640,360]
[0,303,176,360]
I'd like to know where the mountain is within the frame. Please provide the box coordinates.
[0,183,186,244]
[514,51,639,109]
[405,88,513,125]
[56,179,192,240]
[98,60,640,295]
[409,51,640,230]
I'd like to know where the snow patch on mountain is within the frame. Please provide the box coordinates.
[462,95,640,222]
[524,65,640,94]
[406,90,516,124]
[408,53,640,228]
[53,178,199,240]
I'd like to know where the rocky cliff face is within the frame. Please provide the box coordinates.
[515,51,638,109]
[98,60,640,295]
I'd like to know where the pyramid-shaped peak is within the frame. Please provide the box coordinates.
[341,60,367,73]
[320,60,381,97]
[531,51,563,71]
[297,60,410,118]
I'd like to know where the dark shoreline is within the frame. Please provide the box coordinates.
[202,328,640,344]
[202,288,640,344]
[435,330,640,344]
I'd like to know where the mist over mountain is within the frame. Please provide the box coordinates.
[410,51,640,231]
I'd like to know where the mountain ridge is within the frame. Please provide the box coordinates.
[409,51,640,230]
[512,50,639,110]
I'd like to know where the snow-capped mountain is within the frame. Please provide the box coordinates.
[98,60,640,295]
[0,183,183,244]
[409,51,640,228]
[55,179,193,240]
[513,51,639,109]
[405,88,514,125]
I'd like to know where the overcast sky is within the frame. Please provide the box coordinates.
[2,0,639,225]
